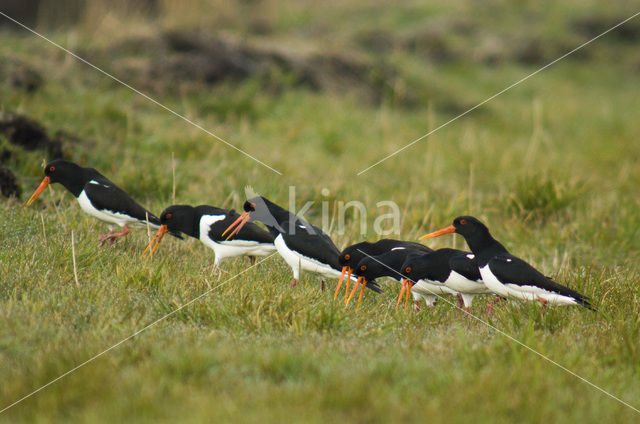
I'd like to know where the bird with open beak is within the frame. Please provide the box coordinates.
[222,195,380,294]
[143,204,275,266]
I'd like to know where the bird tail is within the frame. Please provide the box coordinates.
[575,294,595,311]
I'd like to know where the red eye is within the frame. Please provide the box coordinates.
[49,166,55,172]
[405,267,412,273]
[166,213,173,219]
[459,219,467,225]
[344,254,350,260]
[360,265,367,271]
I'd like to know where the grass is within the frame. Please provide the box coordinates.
[1,0,640,422]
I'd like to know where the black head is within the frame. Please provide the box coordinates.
[242,196,288,233]
[27,159,89,204]
[401,252,432,282]
[160,205,199,238]
[354,250,409,282]
[421,215,506,264]
[338,242,371,269]
[43,159,84,183]
[451,216,490,238]
[354,257,388,282]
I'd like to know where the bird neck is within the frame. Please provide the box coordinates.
[463,230,509,266]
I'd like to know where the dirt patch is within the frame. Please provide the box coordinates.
[0,164,20,198]
[0,112,63,158]
[96,31,401,105]
[0,58,43,92]
[572,15,640,43]
[0,112,87,198]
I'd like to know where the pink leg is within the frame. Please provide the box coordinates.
[248,256,256,265]
[414,300,421,312]
[457,293,465,309]
[101,225,130,246]
[291,279,297,287]
[321,280,326,291]
[98,230,116,243]
[486,296,504,314]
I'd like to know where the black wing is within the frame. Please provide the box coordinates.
[280,219,342,271]
[488,254,592,309]
[83,178,160,224]
[84,179,183,238]
[449,254,481,281]
[211,209,274,243]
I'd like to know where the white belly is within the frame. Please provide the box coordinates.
[199,215,275,265]
[274,234,341,280]
[479,265,511,298]
[412,279,458,297]
[444,271,491,294]
[480,265,577,305]
[77,190,148,228]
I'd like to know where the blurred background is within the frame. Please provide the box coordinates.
[2,2,640,422]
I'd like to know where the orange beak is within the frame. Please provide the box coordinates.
[26,176,51,206]
[356,278,368,309]
[142,224,169,257]
[343,267,352,301]
[404,280,414,311]
[345,276,363,306]
[420,225,456,241]
[396,279,408,310]
[222,211,250,240]
[334,266,348,300]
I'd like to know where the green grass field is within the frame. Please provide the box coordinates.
[1,1,640,422]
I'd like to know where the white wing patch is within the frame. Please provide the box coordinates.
[391,246,406,251]
[466,253,475,260]
[88,179,110,188]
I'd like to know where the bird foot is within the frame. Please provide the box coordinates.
[98,226,130,246]
[291,279,298,287]
[486,302,494,314]
[97,231,115,243]
[414,301,421,313]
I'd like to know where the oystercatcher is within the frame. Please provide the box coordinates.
[335,239,432,300]
[421,216,593,309]
[144,204,276,266]
[26,159,177,245]
[401,249,490,312]
[222,195,381,292]
[347,246,429,309]
[400,251,458,311]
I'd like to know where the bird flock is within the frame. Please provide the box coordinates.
[26,159,593,314]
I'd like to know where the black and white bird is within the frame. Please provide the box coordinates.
[421,216,593,309]
[222,195,381,293]
[349,247,429,309]
[401,249,490,312]
[144,204,276,266]
[335,239,432,300]
[400,251,458,311]
[26,159,177,245]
